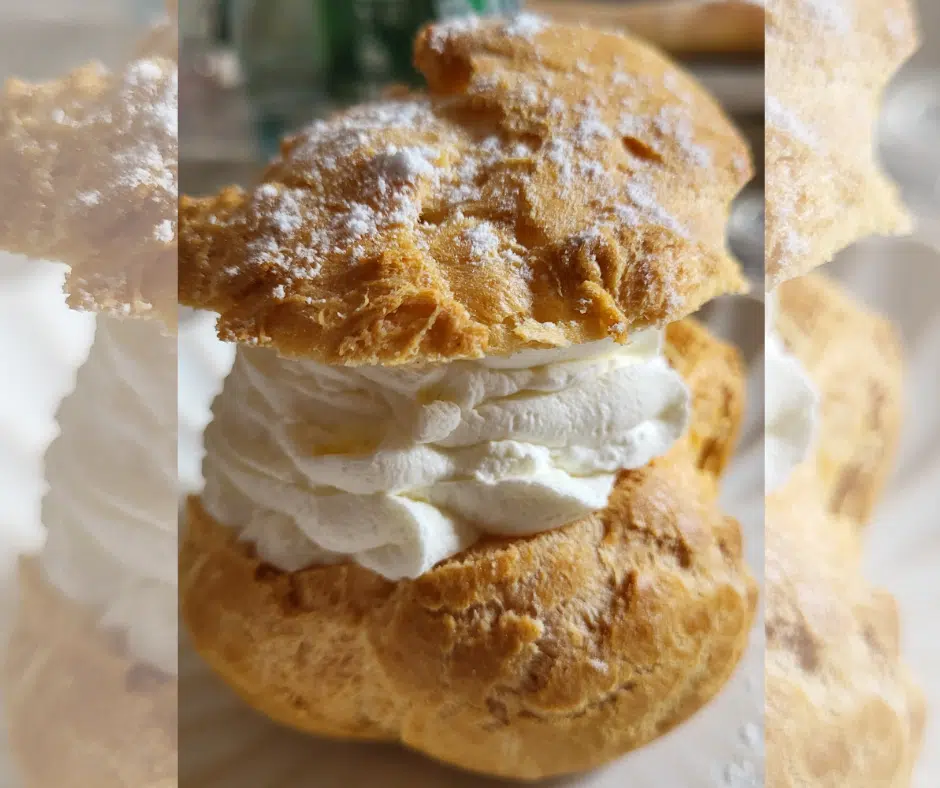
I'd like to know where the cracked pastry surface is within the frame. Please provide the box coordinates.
[180,17,750,365]
[765,0,918,288]
[0,18,177,323]
[766,466,925,788]
[4,560,177,788]
[775,272,903,525]
[181,318,757,781]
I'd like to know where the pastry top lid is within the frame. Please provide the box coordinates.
[0,20,178,326]
[765,0,918,289]
[180,15,752,366]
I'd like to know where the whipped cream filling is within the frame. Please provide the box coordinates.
[40,315,177,675]
[202,330,691,581]
[765,293,820,491]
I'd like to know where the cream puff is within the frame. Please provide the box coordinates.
[180,16,757,781]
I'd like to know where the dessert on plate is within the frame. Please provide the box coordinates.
[0,9,179,788]
[180,16,757,781]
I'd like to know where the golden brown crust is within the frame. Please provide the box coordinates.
[664,318,745,479]
[766,466,925,788]
[3,560,177,788]
[765,0,918,288]
[180,319,755,780]
[776,273,903,524]
[0,27,177,325]
[183,453,756,781]
[180,18,750,365]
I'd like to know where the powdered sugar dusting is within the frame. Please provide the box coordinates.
[464,222,500,264]
[106,56,178,231]
[883,8,910,41]
[766,95,818,148]
[799,0,854,33]
[588,658,609,673]
[205,17,744,323]
[374,145,438,183]
[29,51,180,313]
[546,139,575,186]
[619,105,713,167]
[575,104,614,142]
[427,15,480,53]
[288,101,436,172]
[624,182,686,237]
[654,106,712,166]
[76,191,101,206]
[503,13,547,40]
[233,102,452,283]
[714,759,761,788]
[740,722,763,752]
[343,203,377,238]
[154,219,174,243]
[48,56,177,225]
[248,186,323,278]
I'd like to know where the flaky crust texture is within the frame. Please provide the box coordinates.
[0,22,177,324]
[3,560,177,788]
[766,467,925,788]
[663,318,745,479]
[765,0,918,288]
[181,319,756,781]
[180,17,751,365]
[776,273,903,525]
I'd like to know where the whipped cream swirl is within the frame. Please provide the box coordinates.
[765,293,820,491]
[202,330,691,580]
[40,315,177,675]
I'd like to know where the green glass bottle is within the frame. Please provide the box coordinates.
[234,0,522,157]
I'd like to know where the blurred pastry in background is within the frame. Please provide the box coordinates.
[179,17,758,781]
[775,274,904,525]
[765,0,919,288]
[0,6,179,788]
[0,14,177,324]
[766,271,924,786]
[766,463,926,788]
[764,6,924,783]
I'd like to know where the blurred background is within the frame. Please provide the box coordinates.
[177,1,763,187]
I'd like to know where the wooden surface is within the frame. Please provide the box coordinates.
[529,0,764,54]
